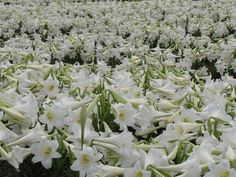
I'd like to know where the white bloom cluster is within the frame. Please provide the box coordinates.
[0,57,235,176]
[0,0,235,77]
[0,0,235,177]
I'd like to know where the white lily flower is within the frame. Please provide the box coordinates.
[139,148,168,168]
[94,165,124,177]
[41,77,59,97]
[124,161,151,177]
[204,160,236,177]
[114,103,136,129]
[31,138,61,169]
[70,146,103,177]
[39,103,67,132]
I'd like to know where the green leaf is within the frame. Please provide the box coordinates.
[0,98,13,108]
[87,95,99,114]
[109,90,127,104]
[80,105,87,150]
[43,69,52,80]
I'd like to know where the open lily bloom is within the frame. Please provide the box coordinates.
[31,138,61,169]
[70,146,103,177]
[204,160,236,177]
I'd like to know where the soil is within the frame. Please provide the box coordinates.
[0,161,19,177]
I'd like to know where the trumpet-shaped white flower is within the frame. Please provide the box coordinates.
[94,129,133,148]
[13,93,39,126]
[221,128,236,149]
[65,108,82,130]
[31,138,61,169]
[93,129,138,167]
[66,119,99,149]
[39,103,66,132]
[124,161,151,177]
[204,160,236,177]
[134,104,162,133]
[0,121,18,143]
[175,106,199,123]
[9,146,31,166]
[94,165,124,177]
[70,146,103,177]
[190,134,218,165]
[139,148,168,168]
[181,158,201,177]
[41,77,59,97]
[7,123,46,146]
[112,70,134,89]
[114,103,136,129]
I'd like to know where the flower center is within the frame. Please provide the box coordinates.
[119,112,125,120]
[183,116,190,122]
[134,171,143,177]
[220,170,229,177]
[81,154,91,166]
[43,147,52,157]
[135,92,141,98]
[49,85,54,92]
[47,112,55,121]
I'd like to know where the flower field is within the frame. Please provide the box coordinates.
[0,0,236,177]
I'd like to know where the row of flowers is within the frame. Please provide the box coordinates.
[0,0,235,77]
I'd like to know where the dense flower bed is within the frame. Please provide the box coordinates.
[0,0,235,177]
[1,0,236,75]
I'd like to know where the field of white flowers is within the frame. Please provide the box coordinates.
[0,0,235,177]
